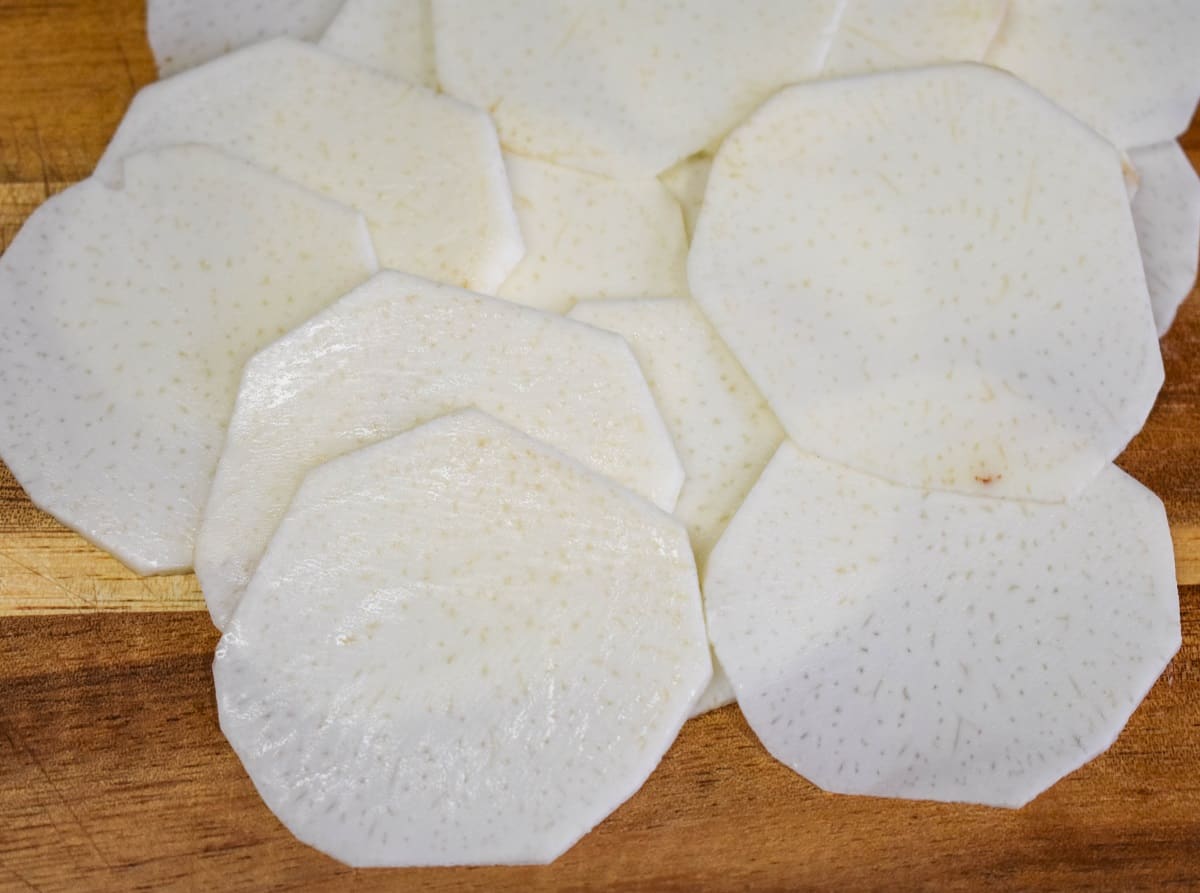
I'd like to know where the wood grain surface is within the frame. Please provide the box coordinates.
[1,2,1199,889]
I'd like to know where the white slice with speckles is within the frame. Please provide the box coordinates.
[432,0,843,178]
[1130,142,1200,336]
[197,271,684,629]
[659,155,712,239]
[0,145,377,574]
[705,444,1180,807]
[148,0,344,75]
[215,410,711,867]
[497,154,689,312]
[568,298,784,715]
[821,0,1008,77]
[319,0,438,87]
[986,0,1200,149]
[98,38,522,292]
[690,64,1162,501]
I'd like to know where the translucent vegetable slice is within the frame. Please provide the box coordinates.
[1129,142,1200,335]
[0,146,377,574]
[98,38,521,291]
[214,410,710,867]
[569,298,784,716]
[659,155,713,240]
[497,154,688,312]
[148,0,344,75]
[319,0,438,87]
[432,0,843,178]
[705,444,1180,807]
[986,0,1200,149]
[689,64,1162,501]
[196,271,683,629]
[821,0,1008,77]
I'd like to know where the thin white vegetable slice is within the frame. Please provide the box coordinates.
[214,409,711,867]
[569,298,784,716]
[147,0,344,76]
[689,64,1162,502]
[821,0,1008,78]
[0,145,377,574]
[319,0,438,88]
[659,155,713,240]
[705,444,1180,808]
[432,0,843,179]
[986,0,1200,149]
[98,38,522,292]
[1129,142,1200,336]
[196,271,684,629]
[497,155,689,312]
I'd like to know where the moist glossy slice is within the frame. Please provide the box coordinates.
[0,145,377,574]
[214,410,711,866]
[196,271,684,629]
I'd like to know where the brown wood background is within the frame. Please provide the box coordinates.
[2,2,1199,889]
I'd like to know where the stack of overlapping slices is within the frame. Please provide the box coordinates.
[1,0,1198,868]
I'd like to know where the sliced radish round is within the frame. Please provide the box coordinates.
[0,145,377,574]
[196,272,684,629]
[821,0,1008,77]
[497,154,689,312]
[986,0,1200,149]
[319,0,438,87]
[689,64,1162,502]
[705,444,1180,807]
[659,154,713,240]
[569,298,784,716]
[214,409,710,867]
[148,0,344,75]
[1129,142,1200,336]
[432,0,842,178]
[98,38,522,292]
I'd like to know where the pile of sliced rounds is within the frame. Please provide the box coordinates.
[1,0,1197,869]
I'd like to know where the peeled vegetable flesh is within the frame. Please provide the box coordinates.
[196,271,684,629]
[0,145,376,574]
[704,444,1180,807]
[319,0,438,87]
[214,410,711,866]
[689,64,1162,502]
[98,38,522,291]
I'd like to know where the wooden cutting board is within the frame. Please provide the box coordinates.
[2,3,1199,890]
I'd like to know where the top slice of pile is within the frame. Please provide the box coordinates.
[689,64,1163,502]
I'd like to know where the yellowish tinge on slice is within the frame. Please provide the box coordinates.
[569,298,785,716]
[821,0,1009,78]
[986,0,1200,149]
[659,154,713,240]
[148,0,344,75]
[705,445,1180,807]
[496,154,689,312]
[319,0,438,88]
[98,39,522,291]
[0,145,377,574]
[196,271,684,629]
[689,64,1162,502]
[432,0,843,178]
[214,410,711,867]
[1129,142,1200,336]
